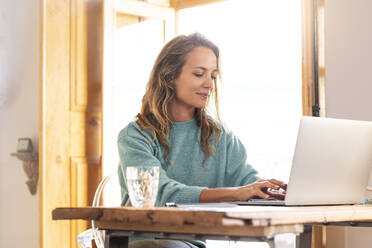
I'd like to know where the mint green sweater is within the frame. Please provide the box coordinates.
[117,118,258,206]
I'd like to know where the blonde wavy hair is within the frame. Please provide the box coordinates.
[136,33,222,165]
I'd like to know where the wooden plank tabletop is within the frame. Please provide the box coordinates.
[52,206,304,237]
[53,204,372,226]
[224,204,372,226]
[52,205,372,238]
[94,220,304,237]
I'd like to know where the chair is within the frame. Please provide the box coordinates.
[77,173,122,248]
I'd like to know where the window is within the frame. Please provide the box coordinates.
[177,0,302,182]
[102,1,174,174]
[111,18,165,171]
[177,1,302,247]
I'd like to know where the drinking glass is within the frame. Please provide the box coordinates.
[126,166,160,208]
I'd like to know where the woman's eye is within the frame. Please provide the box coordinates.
[193,73,203,77]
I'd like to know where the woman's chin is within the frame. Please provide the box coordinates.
[195,100,208,108]
[195,104,207,109]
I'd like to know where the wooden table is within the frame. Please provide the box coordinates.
[52,204,372,248]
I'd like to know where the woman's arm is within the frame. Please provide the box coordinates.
[200,179,286,202]
[118,126,207,205]
[218,133,286,201]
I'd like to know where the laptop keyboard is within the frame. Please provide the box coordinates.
[232,198,286,206]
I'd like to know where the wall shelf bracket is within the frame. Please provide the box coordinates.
[11,152,39,195]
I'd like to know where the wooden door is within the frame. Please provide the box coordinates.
[40,1,174,247]
[40,0,102,247]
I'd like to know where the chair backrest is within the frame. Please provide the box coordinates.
[91,172,122,248]
[92,173,122,207]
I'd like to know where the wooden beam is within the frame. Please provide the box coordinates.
[302,1,326,244]
[115,13,140,29]
[114,0,174,19]
[146,0,170,7]
[170,0,229,10]
[301,0,325,117]
[301,0,315,117]
[317,0,325,118]
[40,1,71,247]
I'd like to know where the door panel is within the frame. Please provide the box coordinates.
[40,0,102,247]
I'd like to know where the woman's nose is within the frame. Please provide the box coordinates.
[203,77,213,89]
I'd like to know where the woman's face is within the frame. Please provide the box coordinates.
[172,46,218,111]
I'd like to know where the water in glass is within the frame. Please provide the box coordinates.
[126,166,160,208]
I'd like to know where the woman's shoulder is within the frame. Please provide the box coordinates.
[118,121,154,142]
[216,122,241,146]
[212,119,230,136]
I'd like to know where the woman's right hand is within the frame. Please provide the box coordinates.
[199,179,286,203]
[234,179,287,201]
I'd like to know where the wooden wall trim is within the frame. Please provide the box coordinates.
[302,0,325,117]
[147,0,170,7]
[102,0,115,177]
[69,156,101,247]
[302,0,315,117]
[317,0,325,118]
[69,157,88,247]
[40,0,72,247]
[70,0,88,112]
[114,0,174,19]
[39,0,44,243]
[302,1,326,246]
[170,0,229,10]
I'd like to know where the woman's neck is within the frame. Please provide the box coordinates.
[168,103,195,122]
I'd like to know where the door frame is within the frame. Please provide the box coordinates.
[102,0,175,175]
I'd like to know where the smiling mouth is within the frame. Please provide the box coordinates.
[196,93,209,99]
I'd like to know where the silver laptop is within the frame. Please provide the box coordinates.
[236,117,372,206]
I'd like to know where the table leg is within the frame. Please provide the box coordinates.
[267,239,275,248]
[104,231,129,248]
[295,225,312,248]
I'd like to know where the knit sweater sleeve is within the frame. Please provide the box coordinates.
[223,132,259,187]
[117,124,206,206]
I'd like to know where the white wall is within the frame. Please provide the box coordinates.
[0,0,39,247]
[325,0,372,122]
[325,0,372,247]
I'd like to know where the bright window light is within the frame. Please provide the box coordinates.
[105,18,164,173]
[178,0,302,182]
[106,1,301,246]
[178,1,301,247]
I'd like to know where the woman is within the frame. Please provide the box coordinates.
[117,33,286,248]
